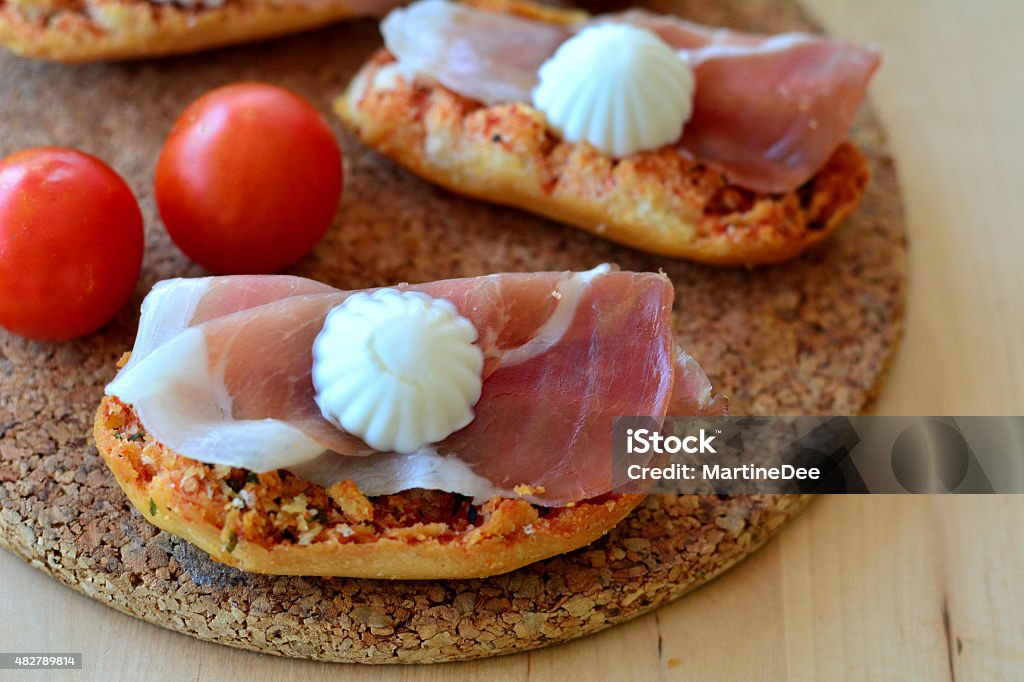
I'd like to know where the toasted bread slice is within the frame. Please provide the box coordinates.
[0,0,399,62]
[95,395,644,579]
[335,1,870,267]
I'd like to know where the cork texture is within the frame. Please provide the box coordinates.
[0,0,905,664]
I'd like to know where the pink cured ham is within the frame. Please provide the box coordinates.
[380,0,571,106]
[609,10,881,193]
[380,1,880,193]
[107,268,727,506]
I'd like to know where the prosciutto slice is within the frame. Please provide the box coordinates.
[107,267,727,506]
[381,0,571,106]
[380,1,880,193]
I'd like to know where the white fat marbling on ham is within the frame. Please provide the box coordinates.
[290,448,499,503]
[111,328,328,470]
[117,278,212,377]
[107,268,726,505]
[500,263,610,367]
[379,1,879,193]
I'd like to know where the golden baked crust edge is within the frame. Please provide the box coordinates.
[0,1,390,62]
[335,0,871,266]
[94,396,645,579]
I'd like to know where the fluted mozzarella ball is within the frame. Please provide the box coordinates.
[312,290,484,454]
[533,24,696,158]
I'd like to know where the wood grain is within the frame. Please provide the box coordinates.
[0,0,1022,679]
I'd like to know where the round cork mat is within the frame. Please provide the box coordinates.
[0,0,905,665]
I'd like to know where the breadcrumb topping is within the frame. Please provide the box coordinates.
[98,397,620,554]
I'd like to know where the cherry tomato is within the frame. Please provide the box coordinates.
[0,147,144,341]
[155,83,343,274]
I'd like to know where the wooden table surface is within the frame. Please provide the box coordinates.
[2,0,1023,679]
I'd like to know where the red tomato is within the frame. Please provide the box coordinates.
[0,147,144,341]
[155,83,343,274]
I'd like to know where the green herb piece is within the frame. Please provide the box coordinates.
[245,472,260,486]
[127,433,144,442]
[149,498,157,517]
[225,531,238,553]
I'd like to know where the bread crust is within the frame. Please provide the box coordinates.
[94,396,644,579]
[0,0,396,62]
[335,0,871,266]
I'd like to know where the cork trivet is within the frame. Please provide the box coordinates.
[0,0,905,664]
